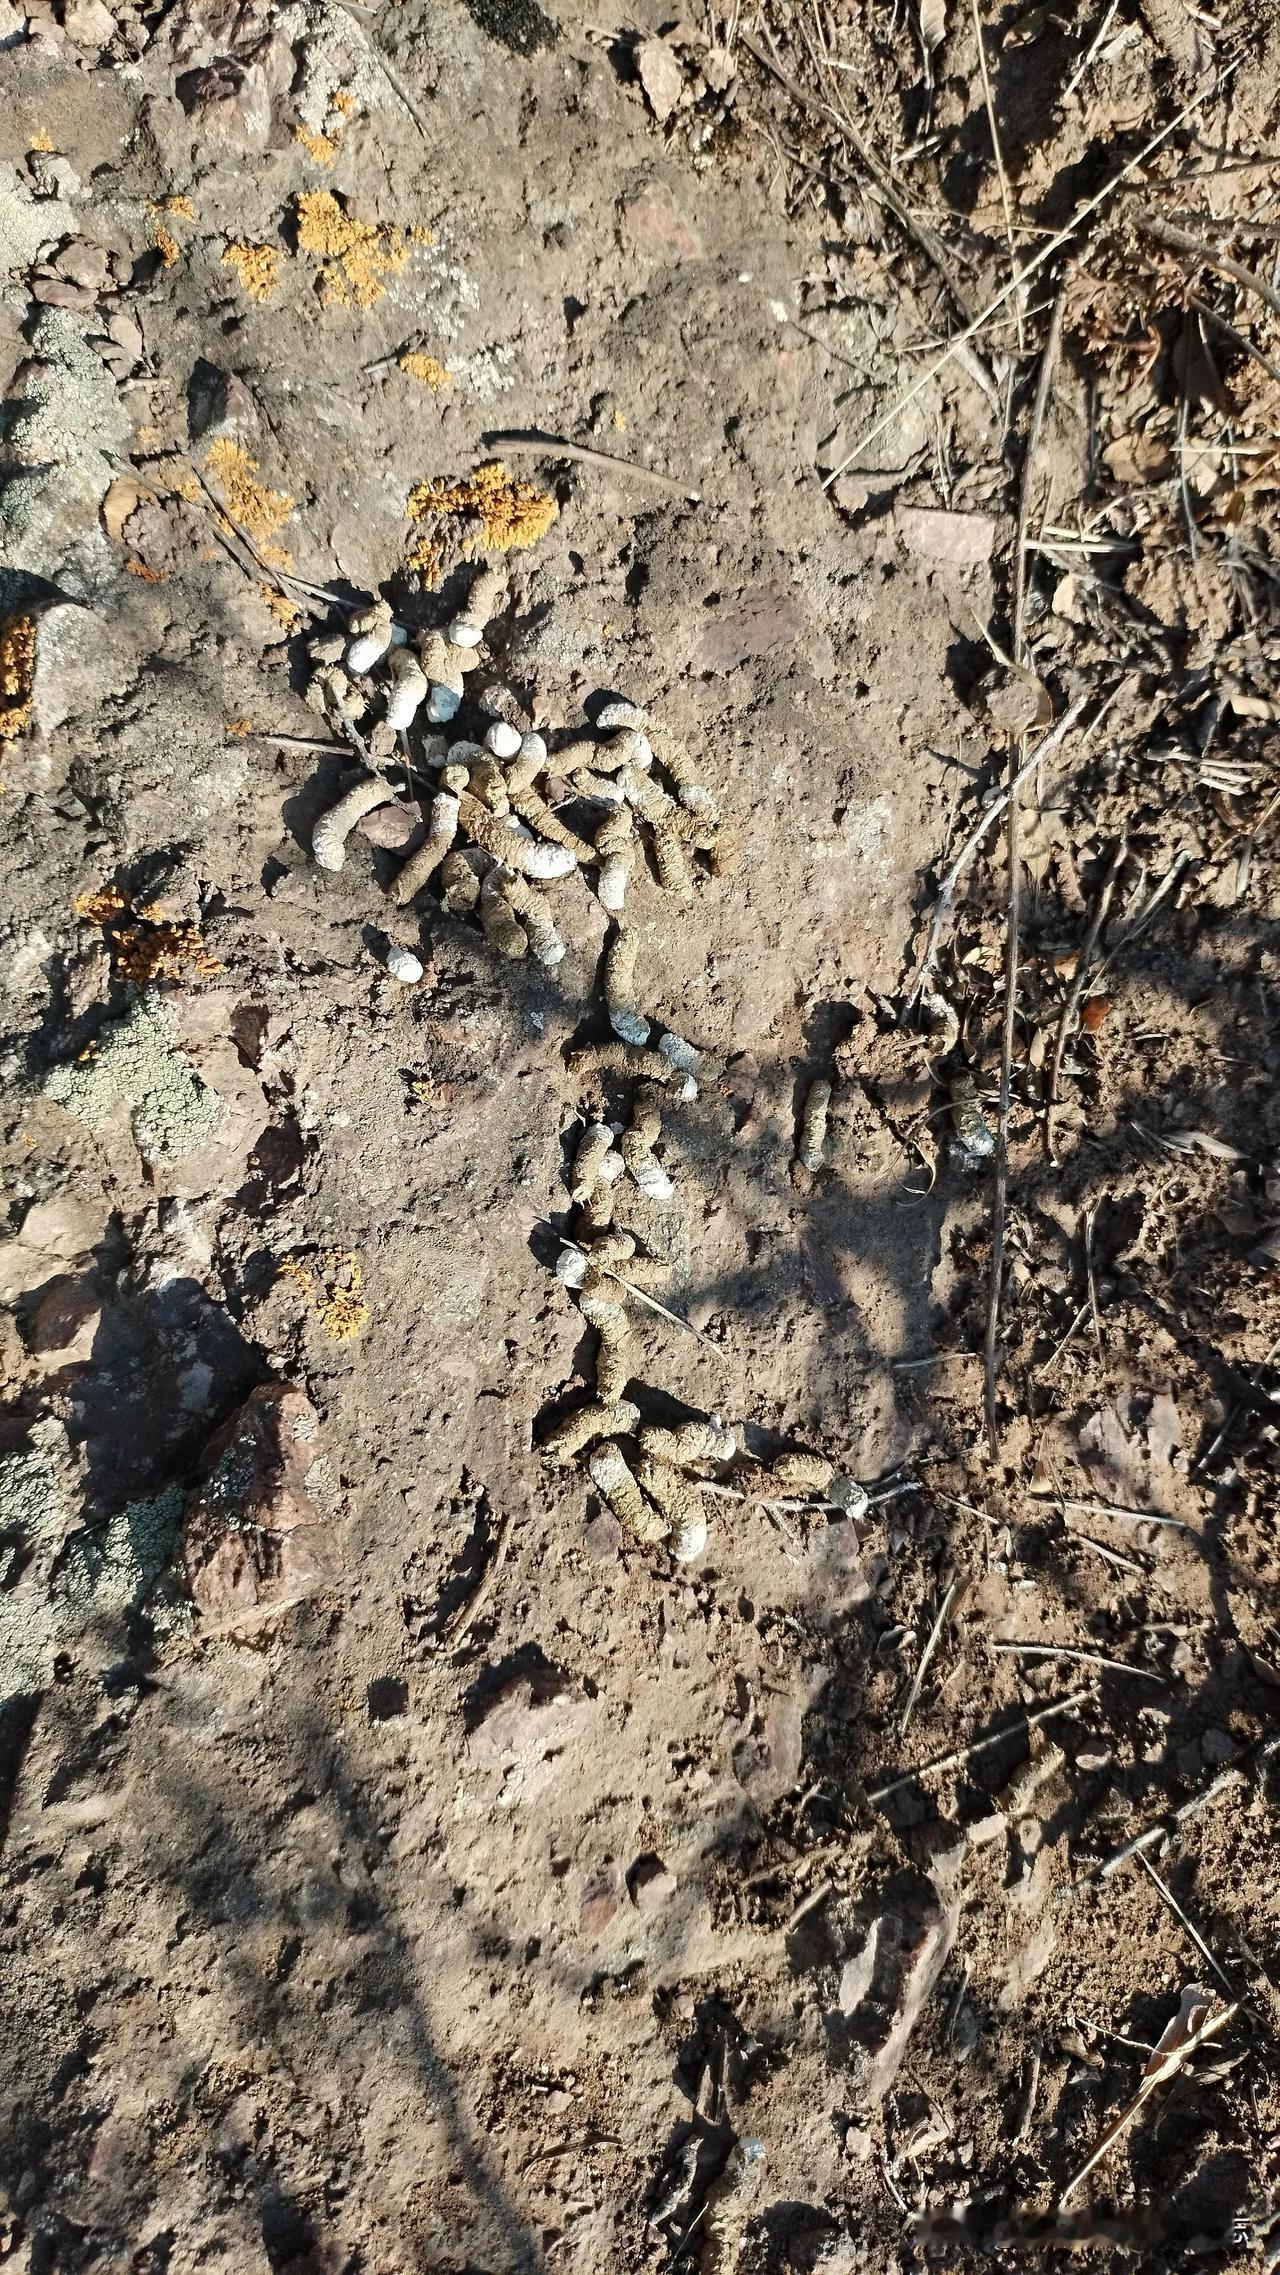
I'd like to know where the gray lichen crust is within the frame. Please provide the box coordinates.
[45,995,225,1163]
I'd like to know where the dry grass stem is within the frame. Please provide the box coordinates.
[1046,832,1128,1159]
[864,1687,1091,1803]
[969,0,1024,355]
[900,1573,968,1733]
[1058,1989,1238,2207]
[1136,208,1280,325]
[1133,1849,1239,1999]
[992,1640,1165,1682]
[739,27,988,344]
[909,692,1092,1004]
[823,59,1238,484]
[483,429,701,501]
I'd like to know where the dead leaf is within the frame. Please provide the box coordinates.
[1103,432,1174,486]
[1163,1127,1247,1161]
[357,800,425,851]
[1145,1390,1182,1471]
[1079,1405,1144,1500]
[635,36,685,122]
[896,504,996,566]
[918,0,946,50]
[1080,994,1111,1033]
[100,475,151,544]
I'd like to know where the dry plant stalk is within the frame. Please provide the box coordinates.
[1058,1987,1237,2206]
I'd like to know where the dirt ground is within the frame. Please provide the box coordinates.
[3,1,1280,2270]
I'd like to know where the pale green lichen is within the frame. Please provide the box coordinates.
[1,1434,192,1706]
[46,995,224,1163]
[0,1420,78,1704]
[56,1484,189,1627]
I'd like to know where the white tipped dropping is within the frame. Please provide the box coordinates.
[521,841,577,881]
[485,720,522,759]
[385,947,424,984]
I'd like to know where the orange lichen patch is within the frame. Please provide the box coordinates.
[294,189,424,310]
[163,193,195,219]
[73,885,223,988]
[153,223,181,269]
[404,535,444,583]
[0,614,36,740]
[204,438,294,547]
[294,123,339,166]
[279,1250,368,1340]
[29,130,55,153]
[260,586,302,632]
[137,425,162,452]
[175,473,203,504]
[124,560,169,582]
[332,89,358,115]
[226,718,255,736]
[399,350,451,390]
[221,241,282,303]
[404,460,557,573]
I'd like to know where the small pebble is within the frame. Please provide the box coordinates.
[426,686,461,723]
[486,720,522,759]
[448,618,483,648]
[385,947,424,985]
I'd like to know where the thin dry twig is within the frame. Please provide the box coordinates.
[1186,291,1280,389]
[909,691,1093,1004]
[823,59,1238,483]
[551,1232,720,1351]
[982,742,1020,1461]
[1133,1849,1238,1999]
[1070,1530,1147,1579]
[483,429,701,501]
[1063,0,1120,101]
[865,1687,1091,1803]
[188,463,343,612]
[1089,1731,1280,1882]
[969,0,1024,356]
[247,732,351,755]
[1046,832,1128,1159]
[984,295,1070,1455]
[1083,1201,1104,1358]
[1096,848,1193,972]
[1012,280,1067,657]
[334,0,432,142]
[738,27,986,340]
[440,1510,514,1647]
[1136,207,1280,325]
[900,1573,968,1733]
[991,1640,1166,1682]
[1054,1494,1190,1531]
